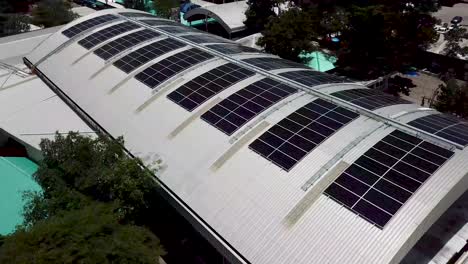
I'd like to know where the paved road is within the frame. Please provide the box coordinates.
[434,3,468,25]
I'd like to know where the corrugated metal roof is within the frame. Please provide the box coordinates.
[22,9,468,264]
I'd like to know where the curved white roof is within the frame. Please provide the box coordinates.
[184,1,248,34]
[24,9,468,264]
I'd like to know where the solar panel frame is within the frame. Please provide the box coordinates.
[140,19,181,27]
[249,99,360,171]
[119,12,156,18]
[157,26,199,34]
[206,44,262,54]
[331,88,412,110]
[324,130,454,228]
[78,22,140,49]
[62,14,118,38]
[279,70,348,87]
[134,48,215,89]
[93,29,160,60]
[408,114,468,146]
[113,38,186,73]
[242,57,308,71]
[201,78,298,135]
[181,34,233,44]
[167,63,256,111]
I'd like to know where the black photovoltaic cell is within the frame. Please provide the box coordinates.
[201,78,298,135]
[78,22,140,49]
[140,19,181,27]
[242,57,307,71]
[157,26,199,34]
[135,48,214,89]
[113,38,186,73]
[181,34,232,44]
[249,99,359,171]
[408,114,468,146]
[93,29,160,60]
[206,44,261,54]
[167,63,256,111]
[119,12,156,18]
[279,70,347,87]
[62,14,118,38]
[331,88,411,110]
[324,130,454,228]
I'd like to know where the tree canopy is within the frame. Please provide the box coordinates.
[31,0,77,28]
[254,0,441,80]
[443,27,468,58]
[258,8,320,63]
[244,0,277,32]
[0,0,30,37]
[124,0,147,11]
[434,79,468,117]
[0,133,165,263]
[0,203,164,264]
[153,0,178,19]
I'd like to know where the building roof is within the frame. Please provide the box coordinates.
[184,1,248,34]
[20,9,468,264]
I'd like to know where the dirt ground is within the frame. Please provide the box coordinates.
[400,72,444,107]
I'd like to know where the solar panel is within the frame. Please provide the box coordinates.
[242,57,307,71]
[119,12,156,18]
[206,44,261,54]
[331,88,411,110]
[78,22,140,49]
[157,26,199,34]
[135,48,214,89]
[167,63,256,111]
[113,38,186,73]
[249,99,359,171]
[62,14,118,38]
[94,29,160,60]
[279,70,347,87]
[201,78,298,135]
[181,34,232,44]
[140,19,181,27]
[324,130,454,228]
[408,114,468,146]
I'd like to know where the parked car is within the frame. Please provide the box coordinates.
[451,16,463,25]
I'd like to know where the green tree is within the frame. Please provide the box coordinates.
[29,132,159,224]
[31,0,77,28]
[0,203,165,264]
[385,75,416,96]
[434,79,468,117]
[444,27,468,58]
[153,0,178,19]
[258,8,319,63]
[0,0,30,37]
[244,0,277,32]
[124,0,147,11]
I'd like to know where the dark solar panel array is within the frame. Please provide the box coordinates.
[331,88,411,110]
[242,57,307,71]
[181,34,232,44]
[62,14,118,38]
[167,63,256,111]
[119,12,156,18]
[324,130,454,228]
[113,38,186,73]
[201,78,298,135]
[157,26,199,34]
[408,114,468,146]
[94,29,160,60]
[78,22,140,49]
[206,44,261,54]
[140,19,181,26]
[135,48,214,89]
[279,70,347,87]
[249,99,359,171]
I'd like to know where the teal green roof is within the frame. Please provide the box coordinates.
[0,157,40,235]
[300,51,336,72]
